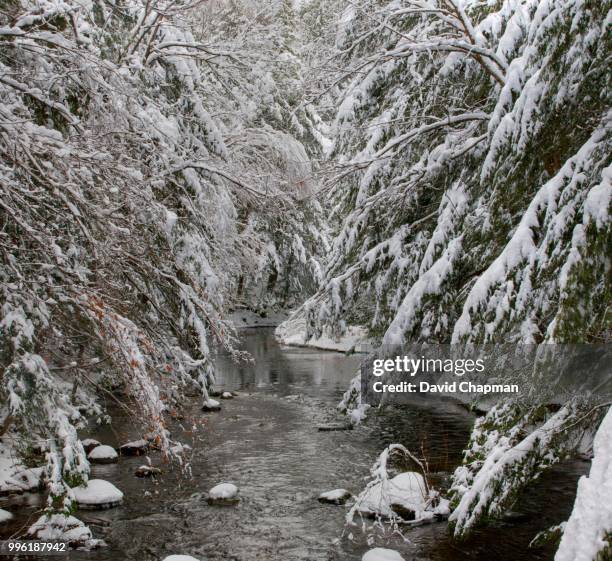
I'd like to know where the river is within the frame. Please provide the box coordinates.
[0,328,587,560]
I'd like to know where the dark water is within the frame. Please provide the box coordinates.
[0,329,587,560]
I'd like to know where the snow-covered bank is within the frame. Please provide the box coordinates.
[275,313,371,353]
[0,442,44,495]
[555,406,612,561]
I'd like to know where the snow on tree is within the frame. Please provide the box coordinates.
[0,0,324,543]
[555,405,612,561]
[276,0,611,549]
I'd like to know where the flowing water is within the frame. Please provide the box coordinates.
[0,328,587,560]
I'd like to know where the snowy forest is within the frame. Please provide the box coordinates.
[0,0,610,560]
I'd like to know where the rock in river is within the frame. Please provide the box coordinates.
[202,399,221,412]
[207,483,239,505]
[88,445,118,464]
[73,479,123,509]
[81,439,101,453]
[135,465,162,478]
[362,548,405,561]
[318,488,352,505]
[119,439,150,456]
[356,472,428,521]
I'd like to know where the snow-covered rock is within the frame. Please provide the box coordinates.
[88,445,118,464]
[72,479,123,509]
[221,392,234,399]
[202,399,221,412]
[162,556,201,561]
[28,514,104,548]
[119,439,149,456]
[81,439,101,453]
[318,489,352,505]
[362,548,405,561]
[135,465,161,478]
[0,508,13,522]
[207,482,239,504]
[356,472,429,520]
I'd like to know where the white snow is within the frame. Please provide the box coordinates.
[120,439,149,451]
[0,442,44,494]
[275,314,370,353]
[81,438,100,450]
[356,472,429,519]
[0,508,13,522]
[28,514,103,548]
[72,479,123,508]
[208,483,238,500]
[162,556,201,561]
[450,404,576,536]
[362,548,405,561]
[318,489,351,502]
[555,406,612,561]
[88,445,118,462]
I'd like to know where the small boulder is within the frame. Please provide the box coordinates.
[220,392,234,399]
[318,489,352,505]
[362,548,406,561]
[0,508,13,523]
[119,439,149,456]
[73,479,123,510]
[135,465,162,478]
[202,399,221,412]
[88,445,118,464]
[207,483,239,505]
[28,513,104,548]
[81,439,101,454]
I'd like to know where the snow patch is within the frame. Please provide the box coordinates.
[72,479,123,509]
[555,406,612,561]
[28,514,104,548]
[318,488,352,504]
[87,445,118,463]
[276,314,370,352]
[362,548,405,561]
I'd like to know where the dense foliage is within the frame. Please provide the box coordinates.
[282,0,611,555]
[0,0,323,534]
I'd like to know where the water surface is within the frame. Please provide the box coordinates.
[0,329,586,560]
